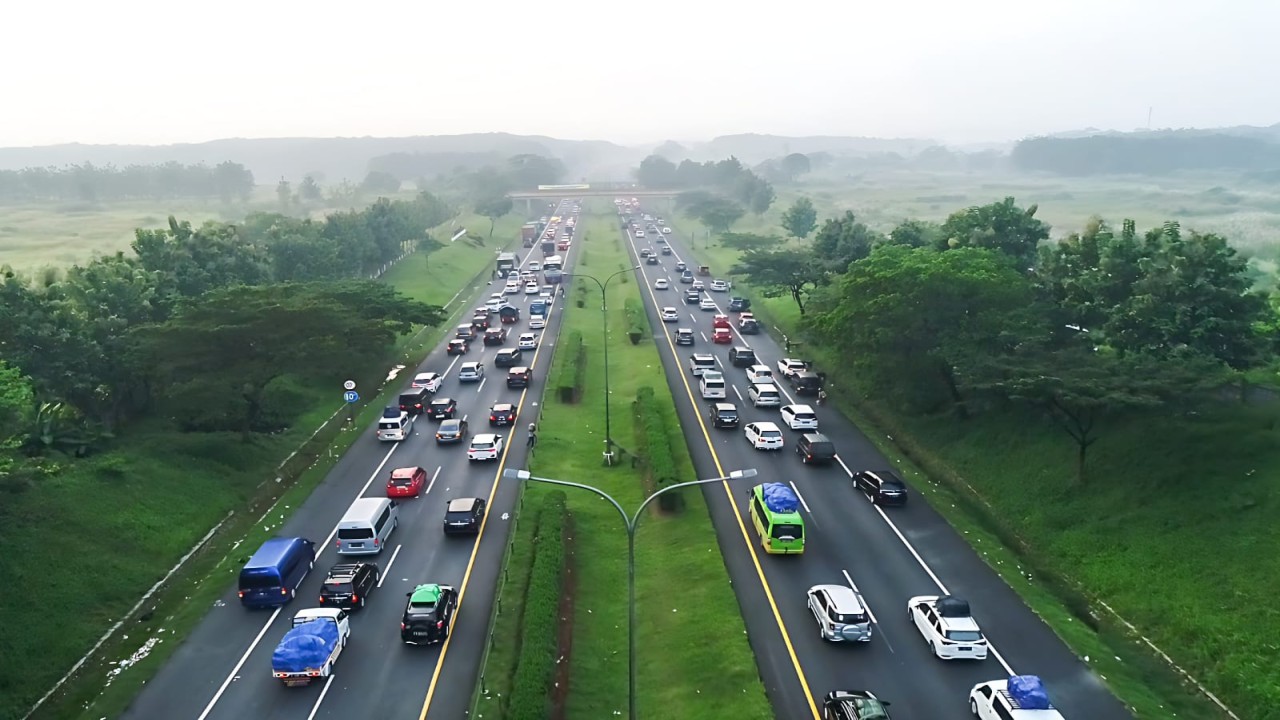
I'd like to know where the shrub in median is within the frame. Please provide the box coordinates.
[634,386,684,511]
[624,297,647,345]
[551,330,586,403]
[505,490,569,720]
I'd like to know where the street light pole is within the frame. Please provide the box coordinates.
[564,266,640,460]
[504,467,759,720]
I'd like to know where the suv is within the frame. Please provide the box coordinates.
[684,288,701,305]
[823,690,893,720]
[318,562,380,609]
[728,297,751,312]
[458,362,484,382]
[443,497,486,535]
[494,348,523,367]
[489,403,517,426]
[426,397,458,420]
[507,366,532,388]
[400,583,458,645]
[728,346,757,367]
[969,677,1064,720]
[748,382,781,407]
[674,328,695,345]
[781,404,818,431]
[796,432,836,465]
[446,339,469,355]
[806,584,872,642]
[790,370,823,395]
[708,402,739,429]
[853,470,908,506]
[398,388,429,416]
[483,327,508,345]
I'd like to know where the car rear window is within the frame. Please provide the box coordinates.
[836,611,869,624]
[239,570,279,589]
[391,477,415,486]
[445,511,474,523]
[324,581,354,593]
[338,528,374,540]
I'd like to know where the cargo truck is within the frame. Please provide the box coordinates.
[270,608,350,686]
[496,252,519,278]
[541,238,556,256]
[521,224,538,248]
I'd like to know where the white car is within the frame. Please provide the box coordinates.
[504,281,520,295]
[699,297,717,311]
[654,278,669,290]
[635,230,646,237]
[908,595,988,660]
[710,279,729,292]
[662,227,672,234]
[524,282,539,294]
[780,404,818,430]
[969,678,1064,719]
[411,372,442,392]
[485,297,504,313]
[529,316,546,329]
[457,362,485,382]
[518,333,538,350]
[528,261,541,272]
[777,358,809,378]
[467,433,504,461]
[748,382,782,407]
[660,307,679,322]
[691,280,705,291]
[744,421,784,450]
[539,285,553,298]
[745,365,773,386]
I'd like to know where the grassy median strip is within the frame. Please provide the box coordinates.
[474,205,771,720]
[28,212,524,720]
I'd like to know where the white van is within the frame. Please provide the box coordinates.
[689,354,717,376]
[377,412,414,442]
[748,382,781,407]
[700,371,726,399]
[336,497,399,555]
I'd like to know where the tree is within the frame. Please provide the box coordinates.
[886,219,941,248]
[329,179,360,207]
[938,197,1049,269]
[214,161,255,203]
[299,175,323,203]
[636,155,678,187]
[675,189,716,212]
[0,360,33,447]
[749,179,776,214]
[134,282,444,437]
[506,154,566,188]
[684,197,745,234]
[780,153,811,181]
[719,232,782,252]
[361,171,402,195]
[781,197,818,239]
[731,249,826,314]
[811,211,881,270]
[276,179,292,210]
[475,195,514,239]
[131,217,271,300]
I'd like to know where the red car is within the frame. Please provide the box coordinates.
[712,314,731,329]
[713,327,732,344]
[387,466,427,498]
[447,339,469,355]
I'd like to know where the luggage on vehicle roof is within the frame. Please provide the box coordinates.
[1007,675,1052,710]
[761,482,799,513]
[936,596,971,617]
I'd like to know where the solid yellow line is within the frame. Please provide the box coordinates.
[636,259,822,719]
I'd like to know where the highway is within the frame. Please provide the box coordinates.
[120,200,578,720]
[617,206,1134,719]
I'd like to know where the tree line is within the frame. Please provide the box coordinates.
[634,155,777,230]
[730,197,1274,480]
[0,161,256,204]
[1011,133,1280,175]
[0,190,454,490]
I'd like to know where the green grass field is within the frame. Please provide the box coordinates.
[472,205,771,720]
[13,210,526,720]
[661,180,1280,719]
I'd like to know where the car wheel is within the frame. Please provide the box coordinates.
[970,699,979,716]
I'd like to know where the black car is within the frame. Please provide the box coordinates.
[684,289,701,305]
[435,418,469,443]
[483,327,508,345]
[709,402,739,429]
[471,313,490,330]
[443,497,486,535]
[796,432,837,466]
[853,470,909,506]
[790,371,823,395]
[400,583,458,645]
[318,562,380,610]
[426,397,458,420]
[398,388,429,416]
[674,328,695,346]
[728,346,757,368]
[823,690,893,720]
[489,403,517,427]
[446,339,469,355]
[660,246,672,255]
[494,348,523,367]
[507,366,531,389]
[728,297,751,312]
[739,319,761,335]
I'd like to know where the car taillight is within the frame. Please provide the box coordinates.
[437,621,444,629]
[237,590,244,598]
[400,404,408,410]
[281,588,288,595]
[319,596,326,603]
[373,538,380,547]
[400,623,407,631]
[351,595,358,604]
[490,415,496,421]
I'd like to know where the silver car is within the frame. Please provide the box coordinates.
[806,584,872,642]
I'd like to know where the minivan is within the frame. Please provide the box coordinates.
[689,354,716,376]
[790,371,823,396]
[796,432,837,465]
[336,497,400,555]
[377,412,414,442]
[729,346,757,368]
[238,536,316,608]
[700,371,726,399]
[399,387,429,415]
[748,382,781,407]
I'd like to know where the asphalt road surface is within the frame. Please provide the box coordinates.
[618,210,1133,719]
[121,199,577,720]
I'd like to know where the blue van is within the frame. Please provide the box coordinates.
[238,536,316,609]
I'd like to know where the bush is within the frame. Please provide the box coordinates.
[634,386,684,511]
[550,330,586,403]
[505,491,569,720]
[624,297,647,345]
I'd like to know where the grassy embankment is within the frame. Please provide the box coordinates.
[670,198,1267,719]
[471,204,771,720]
[10,211,523,720]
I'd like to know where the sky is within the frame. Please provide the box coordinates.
[2,0,1275,148]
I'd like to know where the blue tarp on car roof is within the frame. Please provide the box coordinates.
[1007,675,1051,710]
[271,619,339,673]
[761,483,800,514]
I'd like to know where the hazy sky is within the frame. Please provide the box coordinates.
[3,0,1275,148]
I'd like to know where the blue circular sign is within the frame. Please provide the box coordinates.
[343,391,359,403]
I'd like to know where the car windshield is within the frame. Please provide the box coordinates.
[946,630,984,642]
[883,481,906,492]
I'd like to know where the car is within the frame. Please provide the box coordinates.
[780,404,819,430]
[662,226,672,234]
[494,347,523,367]
[853,470,909,506]
[639,248,651,258]
[738,312,755,323]
[499,305,521,324]
[471,313,490,330]
[660,307,680,322]
[455,324,476,340]
[674,328,695,345]
[969,677,1065,719]
[524,282,539,294]
[807,584,873,642]
[503,281,520,295]
[539,285,553,298]
[684,289,701,305]
[739,318,761,334]
[507,366,532,388]
[386,466,427,497]
[400,583,458,645]
[796,432,837,465]
[691,280,705,291]
[410,372,443,392]
[745,365,774,385]
[907,595,988,660]
[712,314,730,329]
[398,387,430,415]
[679,272,694,284]
[518,333,538,350]
[457,362,484,382]
[426,397,457,420]
[484,297,504,313]
[660,246,672,255]
[708,402,739,429]
[467,433,504,461]
[489,403,517,427]
[712,327,732,344]
[645,254,659,265]
[729,297,751,312]
[744,421,784,450]
[443,497,487,535]
[823,690,894,720]
[710,279,729,292]
[675,261,687,272]
[483,327,508,345]
[446,339,469,355]
[520,271,536,282]
[778,357,810,378]
[435,418,469,443]
[654,278,669,290]
[699,297,717,311]
[528,261,541,272]
[729,346,757,367]
[748,382,782,407]
[635,229,646,237]
[529,316,547,329]
[319,562,380,610]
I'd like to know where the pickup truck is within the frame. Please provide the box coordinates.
[777,358,811,379]
[270,608,351,686]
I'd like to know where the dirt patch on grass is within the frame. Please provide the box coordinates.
[550,513,577,720]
